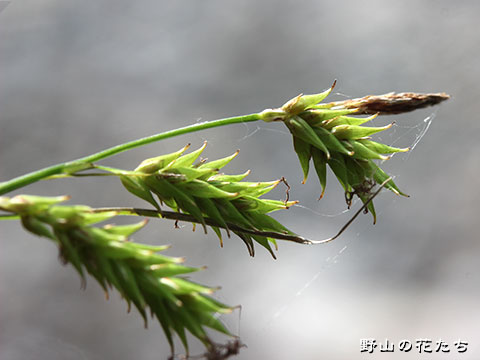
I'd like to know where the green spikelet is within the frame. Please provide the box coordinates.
[278,86,409,221]
[114,143,299,257]
[0,195,234,355]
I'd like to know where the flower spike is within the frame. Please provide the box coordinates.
[267,83,448,221]
[0,194,234,355]
[110,144,299,257]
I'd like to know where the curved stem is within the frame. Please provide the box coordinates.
[92,178,388,245]
[1,178,388,243]
[0,213,19,220]
[0,113,262,195]
[93,207,313,244]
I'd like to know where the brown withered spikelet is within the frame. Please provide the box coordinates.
[328,92,450,115]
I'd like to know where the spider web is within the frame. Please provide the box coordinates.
[232,109,436,332]
[188,108,436,343]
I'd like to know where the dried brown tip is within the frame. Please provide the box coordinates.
[330,92,450,115]
[318,188,325,200]
[330,79,337,90]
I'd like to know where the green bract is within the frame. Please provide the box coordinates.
[0,195,233,354]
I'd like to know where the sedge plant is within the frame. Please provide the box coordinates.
[0,83,448,359]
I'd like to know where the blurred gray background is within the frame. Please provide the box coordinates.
[1,1,479,359]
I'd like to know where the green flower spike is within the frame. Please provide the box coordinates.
[0,85,449,359]
[260,82,450,223]
[111,143,298,258]
[0,195,234,355]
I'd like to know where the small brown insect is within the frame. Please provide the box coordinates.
[175,338,245,360]
[345,178,377,209]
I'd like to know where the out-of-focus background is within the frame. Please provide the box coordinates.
[1,1,479,359]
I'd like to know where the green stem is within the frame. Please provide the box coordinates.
[0,113,262,195]
[0,214,19,220]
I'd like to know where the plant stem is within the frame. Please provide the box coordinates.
[93,177,389,246]
[93,207,312,244]
[0,113,262,195]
